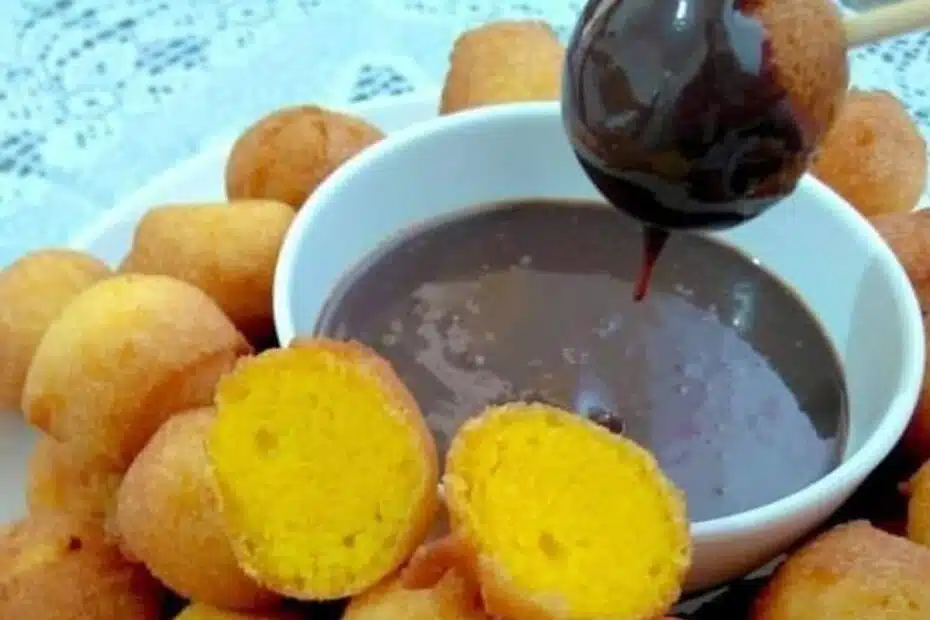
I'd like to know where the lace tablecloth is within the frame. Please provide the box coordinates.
[1,0,928,266]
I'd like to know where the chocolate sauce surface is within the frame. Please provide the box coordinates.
[316,200,847,521]
[563,0,812,230]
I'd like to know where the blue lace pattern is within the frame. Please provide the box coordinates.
[0,0,928,264]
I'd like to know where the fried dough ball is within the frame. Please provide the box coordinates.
[115,407,278,610]
[344,570,488,620]
[120,200,295,345]
[812,90,927,217]
[22,274,250,470]
[173,602,303,620]
[869,210,930,315]
[906,460,930,547]
[0,249,110,410]
[345,534,487,619]
[207,340,439,600]
[400,535,471,590]
[0,514,163,620]
[225,105,384,209]
[443,403,691,620]
[751,0,849,153]
[865,213,930,458]
[27,435,123,524]
[440,21,564,115]
[752,521,930,619]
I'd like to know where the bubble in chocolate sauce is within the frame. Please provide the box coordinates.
[586,407,627,434]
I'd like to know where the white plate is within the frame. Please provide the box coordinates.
[0,90,439,523]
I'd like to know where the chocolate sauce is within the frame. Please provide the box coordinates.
[316,200,848,522]
[563,0,816,295]
[634,226,670,301]
[563,0,812,229]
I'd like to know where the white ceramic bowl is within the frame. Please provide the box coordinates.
[274,102,925,592]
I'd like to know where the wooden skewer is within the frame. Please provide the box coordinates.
[844,0,930,47]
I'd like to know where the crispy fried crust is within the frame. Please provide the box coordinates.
[115,407,279,610]
[120,200,294,345]
[21,274,250,470]
[345,534,486,619]
[813,90,927,217]
[225,106,384,209]
[0,249,110,410]
[439,21,564,115]
[26,435,123,526]
[344,570,488,620]
[0,514,163,620]
[752,521,930,619]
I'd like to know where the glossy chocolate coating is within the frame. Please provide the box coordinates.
[563,0,814,230]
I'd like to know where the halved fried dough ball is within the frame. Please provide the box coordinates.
[443,403,690,620]
[115,407,278,610]
[0,249,110,410]
[440,21,564,115]
[207,340,439,600]
[225,105,384,209]
[752,521,930,619]
[812,90,927,217]
[22,274,250,470]
[174,602,304,620]
[120,201,294,344]
[27,435,123,524]
[0,514,163,620]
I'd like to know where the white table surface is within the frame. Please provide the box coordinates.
[0,0,928,266]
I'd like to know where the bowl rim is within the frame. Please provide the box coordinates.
[274,101,926,539]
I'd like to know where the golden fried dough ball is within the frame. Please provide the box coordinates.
[0,514,163,620]
[207,340,439,600]
[443,402,690,620]
[27,435,123,524]
[225,105,384,209]
[344,534,487,620]
[440,21,564,115]
[812,90,927,217]
[22,274,250,470]
[400,535,471,590]
[120,200,294,345]
[115,407,278,610]
[0,249,110,410]
[174,602,304,620]
[869,210,930,315]
[752,521,930,619]
[861,213,930,458]
[906,460,930,547]
[344,569,488,620]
